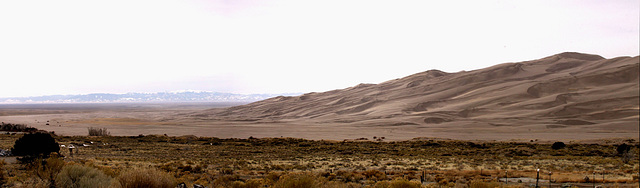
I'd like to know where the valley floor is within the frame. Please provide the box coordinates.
[0,134,637,187]
[0,103,638,187]
[0,103,637,142]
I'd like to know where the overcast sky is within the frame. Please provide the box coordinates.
[1,0,638,98]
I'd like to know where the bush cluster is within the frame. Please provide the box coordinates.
[11,133,177,188]
[118,168,176,188]
[12,132,60,162]
[273,173,319,188]
[0,122,37,132]
[6,134,638,187]
[551,142,566,150]
[55,164,114,188]
[23,160,177,188]
[88,127,110,136]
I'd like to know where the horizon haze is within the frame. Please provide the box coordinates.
[1,0,638,98]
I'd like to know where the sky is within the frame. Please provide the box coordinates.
[0,0,638,98]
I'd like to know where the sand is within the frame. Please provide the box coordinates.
[1,52,638,141]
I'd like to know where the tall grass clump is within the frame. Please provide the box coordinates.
[117,168,176,188]
[23,156,65,187]
[0,159,6,186]
[88,127,110,136]
[468,180,502,188]
[55,164,114,188]
[273,173,320,188]
[19,178,50,188]
[373,179,422,188]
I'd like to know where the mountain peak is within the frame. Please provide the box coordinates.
[424,69,447,77]
[554,52,605,61]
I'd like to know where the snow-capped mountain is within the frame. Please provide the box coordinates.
[0,91,299,104]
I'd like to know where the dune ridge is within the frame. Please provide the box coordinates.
[197,52,638,133]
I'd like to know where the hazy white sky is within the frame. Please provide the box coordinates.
[1,0,638,98]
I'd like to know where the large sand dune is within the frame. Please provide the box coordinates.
[192,52,639,140]
[1,52,637,141]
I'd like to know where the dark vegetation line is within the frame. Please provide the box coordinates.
[0,122,39,133]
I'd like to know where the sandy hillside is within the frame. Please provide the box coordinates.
[195,52,639,136]
[1,52,637,141]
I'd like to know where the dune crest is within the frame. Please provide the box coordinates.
[198,52,639,133]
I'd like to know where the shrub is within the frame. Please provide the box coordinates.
[0,159,6,186]
[616,143,631,155]
[55,164,114,188]
[88,127,110,136]
[243,179,267,188]
[388,179,421,188]
[551,142,566,150]
[212,175,241,188]
[12,132,60,162]
[28,156,65,187]
[468,180,502,188]
[221,179,268,188]
[621,149,634,164]
[117,168,176,188]
[273,173,320,188]
[373,179,422,188]
[20,177,50,188]
[220,167,234,175]
[362,169,387,181]
[0,122,38,132]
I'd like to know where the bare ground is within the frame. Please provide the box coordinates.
[0,103,637,142]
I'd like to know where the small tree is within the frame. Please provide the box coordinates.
[617,143,634,164]
[30,156,65,187]
[12,132,60,162]
[616,143,631,156]
[88,127,110,136]
[551,142,566,150]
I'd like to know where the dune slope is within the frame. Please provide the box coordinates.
[198,52,639,133]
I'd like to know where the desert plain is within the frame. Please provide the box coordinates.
[0,52,637,187]
[0,102,637,188]
[0,102,637,142]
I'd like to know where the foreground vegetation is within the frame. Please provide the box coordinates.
[0,133,637,187]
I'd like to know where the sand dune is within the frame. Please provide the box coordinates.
[2,52,637,141]
[198,52,639,134]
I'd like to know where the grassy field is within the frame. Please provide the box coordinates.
[0,133,637,187]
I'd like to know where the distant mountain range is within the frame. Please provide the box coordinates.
[0,91,300,104]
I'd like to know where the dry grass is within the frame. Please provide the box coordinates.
[117,167,176,188]
[0,134,637,187]
[273,173,320,188]
[55,164,114,188]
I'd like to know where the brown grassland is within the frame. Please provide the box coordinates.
[0,133,637,188]
[2,52,638,187]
